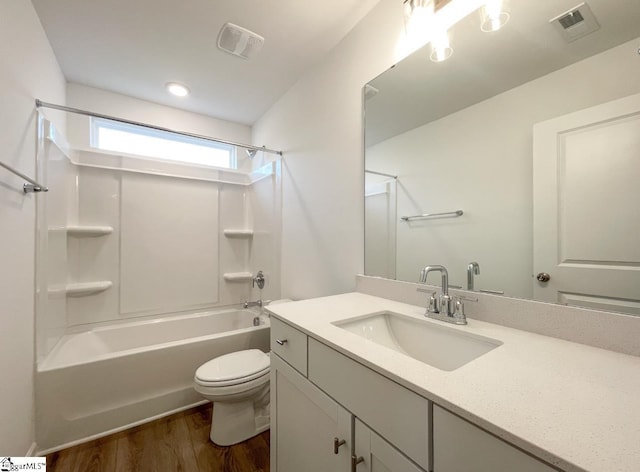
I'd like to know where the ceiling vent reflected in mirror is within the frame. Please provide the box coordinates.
[217,23,265,60]
[550,2,600,43]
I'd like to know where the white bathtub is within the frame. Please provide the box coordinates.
[36,308,270,453]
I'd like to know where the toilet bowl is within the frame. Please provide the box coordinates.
[194,349,270,446]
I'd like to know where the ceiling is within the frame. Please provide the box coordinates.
[32,0,382,125]
[365,0,640,146]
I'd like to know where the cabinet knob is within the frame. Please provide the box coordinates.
[333,437,346,454]
[351,455,364,471]
[275,339,288,346]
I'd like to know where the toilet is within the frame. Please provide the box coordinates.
[194,349,270,446]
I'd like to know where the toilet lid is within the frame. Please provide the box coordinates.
[195,349,270,385]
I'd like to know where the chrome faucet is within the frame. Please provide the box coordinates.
[419,265,466,325]
[244,300,263,309]
[245,270,267,313]
[244,299,272,309]
[467,262,480,291]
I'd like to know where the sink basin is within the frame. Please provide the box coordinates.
[333,311,502,371]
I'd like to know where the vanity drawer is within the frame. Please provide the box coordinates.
[308,338,430,470]
[271,317,308,376]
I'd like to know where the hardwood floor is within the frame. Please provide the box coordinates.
[46,403,270,472]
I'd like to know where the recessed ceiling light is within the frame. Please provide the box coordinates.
[166,82,190,97]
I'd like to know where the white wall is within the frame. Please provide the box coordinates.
[0,0,66,454]
[367,37,640,298]
[252,0,405,300]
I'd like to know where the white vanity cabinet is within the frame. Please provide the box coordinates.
[270,353,351,472]
[433,406,556,472]
[270,316,557,472]
[270,318,429,472]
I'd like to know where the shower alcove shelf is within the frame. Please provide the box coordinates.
[223,228,255,283]
[63,223,114,297]
[223,272,254,283]
[66,225,114,237]
[65,281,113,297]
[48,281,113,297]
[223,229,254,239]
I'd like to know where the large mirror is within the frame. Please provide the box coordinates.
[364,0,640,315]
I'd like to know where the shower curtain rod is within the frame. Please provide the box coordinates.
[35,99,283,156]
[0,160,48,193]
[365,169,397,179]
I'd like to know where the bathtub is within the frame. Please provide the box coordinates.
[36,308,270,453]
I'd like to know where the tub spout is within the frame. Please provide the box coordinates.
[244,300,263,309]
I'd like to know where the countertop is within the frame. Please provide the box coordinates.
[266,292,640,472]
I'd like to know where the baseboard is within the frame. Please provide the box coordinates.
[26,442,38,457]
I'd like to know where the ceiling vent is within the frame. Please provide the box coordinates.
[217,23,264,60]
[550,2,600,43]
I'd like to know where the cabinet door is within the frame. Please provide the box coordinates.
[354,419,427,472]
[433,406,556,472]
[309,339,430,469]
[271,353,351,472]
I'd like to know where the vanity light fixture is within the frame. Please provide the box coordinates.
[430,28,453,62]
[165,82,190,97]
[480,0,510,32]
[403,0,435,37]
[403,0,511,62]
[404,0,454,62]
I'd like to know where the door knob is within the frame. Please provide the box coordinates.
[536,272,551,282]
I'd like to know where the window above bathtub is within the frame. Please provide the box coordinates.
[42,115,280,186]
[90,118,237,169]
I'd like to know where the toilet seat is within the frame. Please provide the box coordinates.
[195,349,270,387]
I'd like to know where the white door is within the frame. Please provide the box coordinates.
[533,92,640,315]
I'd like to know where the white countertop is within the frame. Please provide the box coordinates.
[266,292,640,472]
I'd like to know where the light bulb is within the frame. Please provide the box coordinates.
[166,82,190,97]
[403,0,435,37]
[430,29,453,62]
[481,0,510,32]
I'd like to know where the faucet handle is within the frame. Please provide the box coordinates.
[253,270,265,289]
[452,297,467,324]
[427,291,440,314]
[454,298,464,316]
